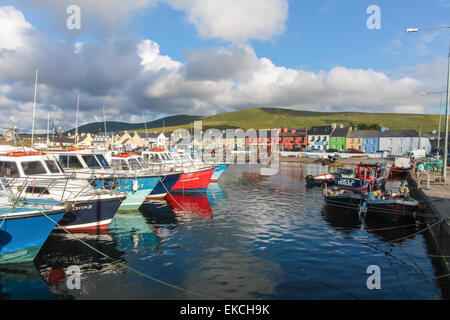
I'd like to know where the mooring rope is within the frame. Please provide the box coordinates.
[38,209,220,300]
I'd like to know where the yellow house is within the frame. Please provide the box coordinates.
[346,131,362,151]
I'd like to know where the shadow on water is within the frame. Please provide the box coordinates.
[321,205,362,233]
[33,230,126,299]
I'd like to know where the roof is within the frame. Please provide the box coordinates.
[348,130,381,138]
[308,126,333,136]
[279,132,306,137]
[330,128,349,137]
[380,130,419,138]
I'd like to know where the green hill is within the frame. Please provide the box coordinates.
[66,115,202,134]
[67,107,441,134]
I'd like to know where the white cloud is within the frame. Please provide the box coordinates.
[0,5,445,133]
[137,39,181,72]
[0,6,32,50]
[163,0,289,42]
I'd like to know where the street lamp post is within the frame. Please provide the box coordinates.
[408,26,450,181]
[420,91,446,156]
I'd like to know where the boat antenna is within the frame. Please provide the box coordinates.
[31,69,38,148]
[52,122,64,148]
[143,111,149,143]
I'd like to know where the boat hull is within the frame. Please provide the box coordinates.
[0,209,65,264]
[147,173,181,199]
[324,194,362,210]
[94,176,159,209]
[57,196,124,232]
[171,168,214,192]
[210,164,229,182]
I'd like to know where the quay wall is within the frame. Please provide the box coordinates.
[407,172,450,274]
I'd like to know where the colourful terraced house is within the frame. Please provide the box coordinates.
[329,127,350,152]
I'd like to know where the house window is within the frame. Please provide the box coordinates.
[398,147,402,154]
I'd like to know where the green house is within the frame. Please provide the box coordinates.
[329,127,350,152]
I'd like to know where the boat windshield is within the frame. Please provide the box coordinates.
[95,155,111,169]
[111,159,129,171]
[136,156,148,169]
[128,158,141,170]
[82,155,102,169]
[59,155,84,169]
[160,153,170,161]
[45,160,61,173]
[0,161,20,177]
[21,161,47,175]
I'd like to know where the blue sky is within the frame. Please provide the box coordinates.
[135,0,450,71]
[0,0,449,131]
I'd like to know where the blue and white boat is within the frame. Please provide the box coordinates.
[210,163,229,182]
[48,149,176,210]
[0,151,125,232]
[0,184,66,264]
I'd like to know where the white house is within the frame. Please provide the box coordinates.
[307,125,334,151]
[379,130,431,156]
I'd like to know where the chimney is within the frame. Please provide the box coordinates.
[340,123,344,128]
[284,128,288,133]
[332,123,337,129]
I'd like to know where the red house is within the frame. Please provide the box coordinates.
[245,130,278,149]
[277,128,308,151]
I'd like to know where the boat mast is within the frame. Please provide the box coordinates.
[46,112,50,147]
[103,106,107,135]
[75,94,80,148]
[31,69,38,147]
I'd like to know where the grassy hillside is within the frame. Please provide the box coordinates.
[66,115,202,134]
[68,107,441,134]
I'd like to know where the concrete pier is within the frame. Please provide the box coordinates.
[407,171,450,274]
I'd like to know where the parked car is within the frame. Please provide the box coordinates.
[326,148,339,153]
[347,148,364,154]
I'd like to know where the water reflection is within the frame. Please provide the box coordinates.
[108,211,160,252]
[0,262,54,299]
[34,231,126,299]
[321,205,362,233]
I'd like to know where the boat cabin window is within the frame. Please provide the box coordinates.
[25,186,50,194]
[21,161,47,175]
[0,161,20,177]
[95,155,111,169]
[111,159,129,171]
[45,160,61,173]
[148,153,160,162]
[128,158,141,170]
[136,156,148,169]
[58,155,84,169]
[82,155,101,169]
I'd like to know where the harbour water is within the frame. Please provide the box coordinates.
[0,163,448,300]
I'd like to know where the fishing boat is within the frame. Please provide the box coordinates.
[0,151,125,232]
[48,149,176,208]
[142,150,215,192]
[305,167,354,187]
[322,187,363,211]
[305,173,335,187]
[389,157,412,178]
[0,183,66,264]
[108,152,181,202]
[335,162,387,193]
[362,183,422,221]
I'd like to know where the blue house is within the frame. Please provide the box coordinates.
[360,130,381,153]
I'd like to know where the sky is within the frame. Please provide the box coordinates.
[0,0,449,133]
